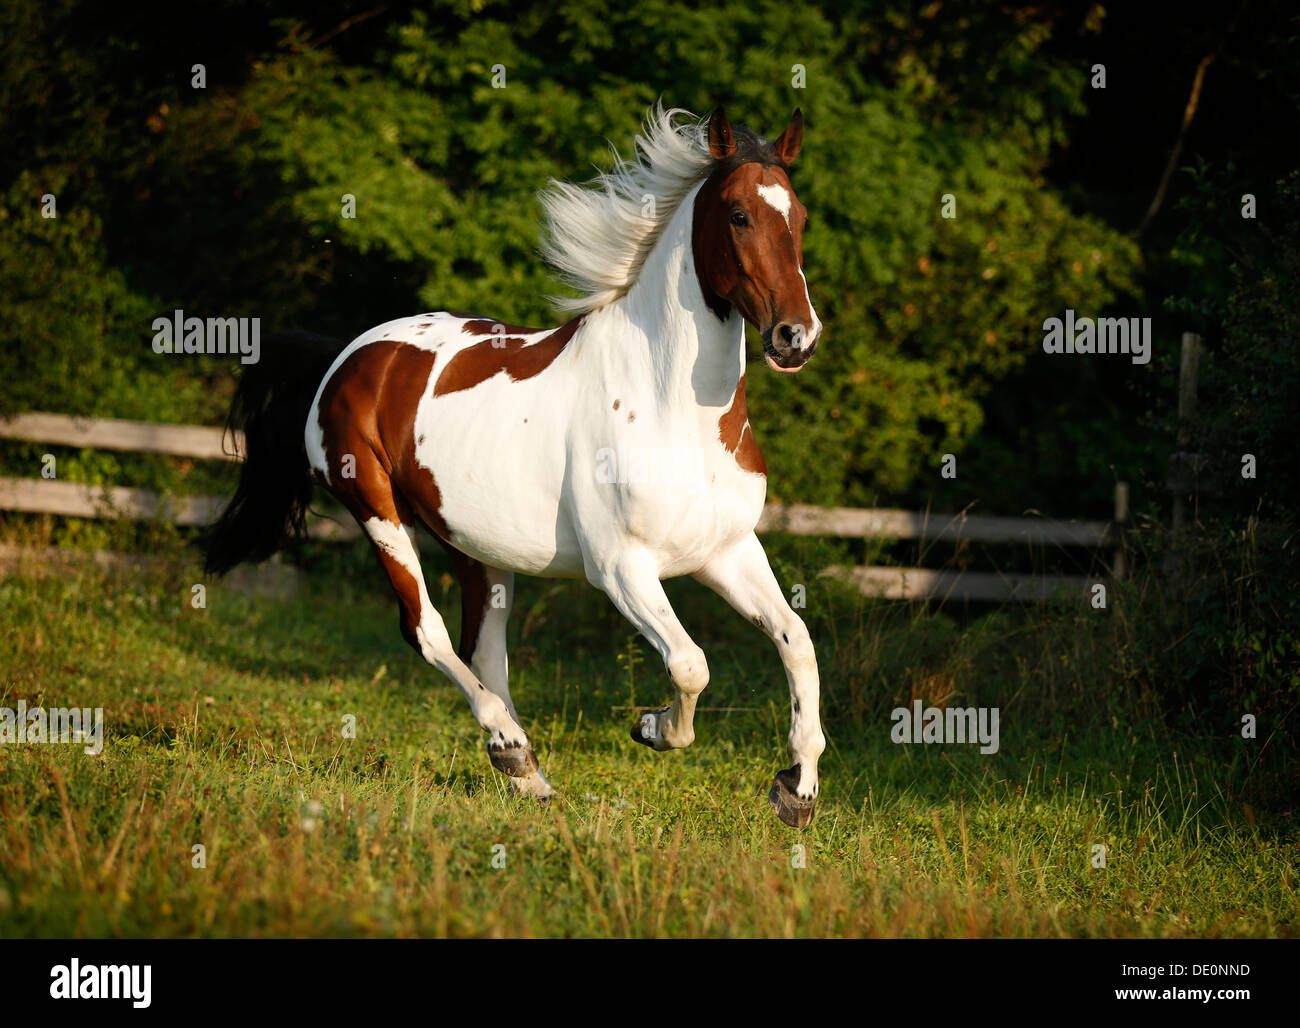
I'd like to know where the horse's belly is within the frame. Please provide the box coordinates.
[440,499,585,578]
[409,398,584,577]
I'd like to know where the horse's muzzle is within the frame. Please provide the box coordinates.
[762,322,819,373]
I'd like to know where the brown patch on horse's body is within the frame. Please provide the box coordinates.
[433,318,582,397]
[313,339,449,537]
[460,318,543,337]
[718,375,766,476]
[314,337,501,661]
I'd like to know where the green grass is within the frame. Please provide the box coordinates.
[0,554,1295,938]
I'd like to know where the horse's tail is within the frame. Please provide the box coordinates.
[201,330,348,576]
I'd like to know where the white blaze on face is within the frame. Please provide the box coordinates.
[756,183,792,229]
[757,181,820,350]
[797,265,822,348]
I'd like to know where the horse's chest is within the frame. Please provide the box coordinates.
[611,453,766,573]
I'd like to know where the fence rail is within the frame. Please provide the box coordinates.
[1,411,1124,602]
[0,477,359,539]
[0,411,242,461]
[755,503,1114,548]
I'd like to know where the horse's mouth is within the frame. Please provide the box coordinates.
[762,338,815,373]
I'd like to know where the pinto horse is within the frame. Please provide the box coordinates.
[204,106,826,827]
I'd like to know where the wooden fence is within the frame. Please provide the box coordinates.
[0,411,1126,602]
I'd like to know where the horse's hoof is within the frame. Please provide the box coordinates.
[769,765,817,828]
[630,708,668,749]
[510,770,555,800]
[488,742,540,777]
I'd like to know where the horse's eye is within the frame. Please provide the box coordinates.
[729,210,749,227]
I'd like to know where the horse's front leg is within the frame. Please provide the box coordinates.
[695,533,825,828]
[591,548,709,751]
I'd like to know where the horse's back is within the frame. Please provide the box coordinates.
[306,312,585,576]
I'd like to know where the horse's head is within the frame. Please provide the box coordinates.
[692,107,822,373]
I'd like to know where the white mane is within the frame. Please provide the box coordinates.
[538,104,714,314]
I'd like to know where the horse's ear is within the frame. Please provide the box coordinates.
[773,109,803,166]
[708,107,736,161]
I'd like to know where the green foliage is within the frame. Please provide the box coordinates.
[0,172,212,422]
[1,0,1143,509]
[1150,169,1300,738]
[1198,172,1300,521]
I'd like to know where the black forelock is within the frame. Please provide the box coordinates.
[710,122,790,177]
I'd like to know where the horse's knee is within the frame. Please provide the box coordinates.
[667,645,709,697]
[776,615,816,669]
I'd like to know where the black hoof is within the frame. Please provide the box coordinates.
[769,765,817,828]
[488,742,539,778]
[629,707,668,749]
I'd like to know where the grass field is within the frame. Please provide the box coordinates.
[0,548,1295,938]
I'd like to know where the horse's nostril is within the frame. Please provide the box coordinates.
[779,323,797,347]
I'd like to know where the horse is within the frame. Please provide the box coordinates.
[203,105,827,827]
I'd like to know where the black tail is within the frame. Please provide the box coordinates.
[201,330,348,576]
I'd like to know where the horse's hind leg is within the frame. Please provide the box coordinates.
[440,550,554,797]
[335,478,549,795]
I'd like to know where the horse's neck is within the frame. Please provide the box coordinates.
[584,184,745,419]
